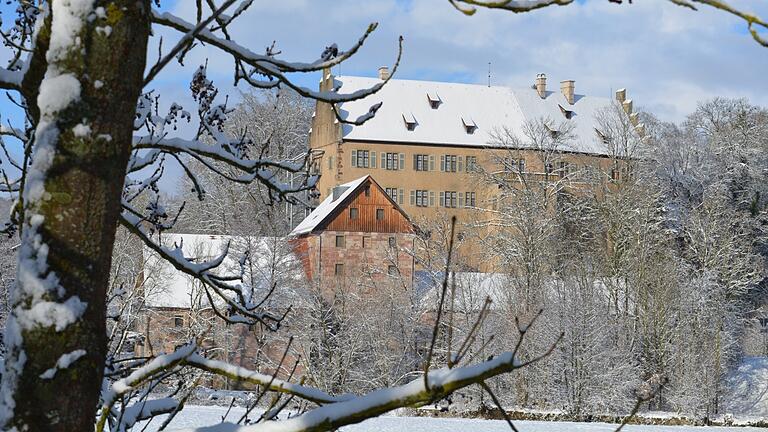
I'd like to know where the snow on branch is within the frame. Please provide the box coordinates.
[184,353,351,405]
[179,314,558,432]
[0,67,22,91]
[119,206,288,328]
[150,9,404,108]
[450,0,768,47]
[151,11,378,74]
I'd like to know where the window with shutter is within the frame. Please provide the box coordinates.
[399,189,404,204]
[410,190,415,206]
[429,191,435,207]
[399,153,405,170]
[458,156,463,172]
[413,154,418,170]
[439,191,445,207]
[440,155,445,171]
[371,151,376,168]
[351,150,357,167]
[429,155,435,171]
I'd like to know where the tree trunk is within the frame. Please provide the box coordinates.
[0,1,150,430]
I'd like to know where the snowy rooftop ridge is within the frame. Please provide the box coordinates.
[143,233,302,309]
[289,175,369,236]
[336,76,619,156]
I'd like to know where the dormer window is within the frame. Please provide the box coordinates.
[545,124,559,138]
[558,104,574,120]
[595,128,610,145]
[427,92,441,109]
[402,113,417,131]
[462,117,477,134]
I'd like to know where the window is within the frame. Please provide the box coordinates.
[415,190,428,207]
[440,191,458,208]
[349,207,358,219]
[388,265,399,276]
[466,156,478,172]
[334,263,344,276]
[545,162,554,175]
[364,186,371,197]
[518,158,526,173]
[403,113,417,131]
[384,152,399,170]
[429,191,435,207]
[362,236,371,248]
[388,237,396,248]
[462,117,477,134]
[385,187,398,201]
[441,155,458,172]
[376,208,384,220]
[335,235,345,248]
[174,316,183,327]
[427,92,441,109]
[351,150,369,168]
[558,161,570,178]
[414,154,430,171]
[504,157,517,172]
[611,168,620,181]
[465,192,476,207]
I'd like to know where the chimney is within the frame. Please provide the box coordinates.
[535,73,547,99]
[615,88,626,103]
[622,99,633,115]
[560,80,575,105]
[332,185,349,202]
[378,66,390,81]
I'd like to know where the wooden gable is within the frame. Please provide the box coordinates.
[319,178,414,234]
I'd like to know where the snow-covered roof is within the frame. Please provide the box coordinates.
[289,175,369,236]
[143,233,302,309]
[336,76,618,156]
[417,272,510,312]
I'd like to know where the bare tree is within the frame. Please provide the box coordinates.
[0,1,764,431]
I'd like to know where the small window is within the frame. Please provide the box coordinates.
[462,117,477,134]
[174,316,183,327]
[388,237,397,248]
[363,236,371,248]
[427,92,441,109]
[388,265,399,276]
[402,113,417,131]
[335,235,345,248]
[558,104,574,120]
[335,263,344,276]
[349,208,359,219]
[518,159,526,173]
[376,208,384,220]
[611,168,620,181]
[364,186,371,197]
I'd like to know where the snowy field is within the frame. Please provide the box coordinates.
[143,405,766,432]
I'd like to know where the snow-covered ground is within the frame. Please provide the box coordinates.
[725,356,768,417]
[142,405,766,432]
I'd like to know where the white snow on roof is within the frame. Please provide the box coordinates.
[290,175,369,236]
[336,76,618,156]
[143,233,302,309]
[418,272,509,312]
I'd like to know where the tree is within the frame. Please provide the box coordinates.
[0,1,765,431]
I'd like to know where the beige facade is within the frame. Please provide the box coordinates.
[308,71,638,269]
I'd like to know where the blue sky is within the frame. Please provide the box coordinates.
[1,0,768,192]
